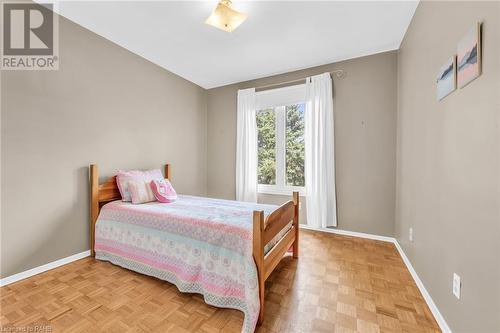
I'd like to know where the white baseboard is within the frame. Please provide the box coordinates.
[0,250,91,287]
[393,241,452,333]
[299,224,395,242]
[300,224,452,333]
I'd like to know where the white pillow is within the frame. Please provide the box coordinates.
[116,169,163,202]
[128,180,157,204]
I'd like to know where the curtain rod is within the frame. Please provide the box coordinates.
[255,70,346,92]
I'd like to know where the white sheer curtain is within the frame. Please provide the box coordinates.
[304,73,337,228]
[236,88,258,202]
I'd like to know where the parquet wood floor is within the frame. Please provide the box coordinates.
[1,230,440,333]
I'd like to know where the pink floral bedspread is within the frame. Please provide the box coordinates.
[95,195,278,333]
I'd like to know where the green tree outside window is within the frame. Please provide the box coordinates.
[257,103,305,187]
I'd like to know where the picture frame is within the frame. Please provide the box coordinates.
[436,56,457,101]
[457,22,482,88]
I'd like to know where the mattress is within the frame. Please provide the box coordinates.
[94,195,291,333]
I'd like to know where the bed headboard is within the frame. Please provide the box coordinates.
[89,163,171,256]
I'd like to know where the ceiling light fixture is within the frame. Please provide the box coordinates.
[205,0,247,32]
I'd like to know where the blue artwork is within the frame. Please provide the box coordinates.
[436,56,456,101]
[457,23,482,88]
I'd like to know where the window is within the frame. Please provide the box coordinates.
[285,104,305,187]
[257,108,276,185]
[257,89,306,195]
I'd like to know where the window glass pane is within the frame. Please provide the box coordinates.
[257,108,276,185]
[285,103,305,187]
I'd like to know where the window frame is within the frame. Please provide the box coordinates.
[256,85,306,196]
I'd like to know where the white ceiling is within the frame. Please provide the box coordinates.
[51,1,418,89]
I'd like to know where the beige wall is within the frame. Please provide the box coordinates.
[207,51,398,236]
[5,9,497,332]
[0,16,207,278]
[396,1,499,332]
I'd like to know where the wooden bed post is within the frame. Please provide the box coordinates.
[165,164,171,180]
[253,210,265,325]
[292,191,299,259]
[90,164,99,257]
[253,192,300,326]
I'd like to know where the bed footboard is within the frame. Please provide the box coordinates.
[253,192,299,325]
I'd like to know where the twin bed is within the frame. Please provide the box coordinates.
[89,164,299,333]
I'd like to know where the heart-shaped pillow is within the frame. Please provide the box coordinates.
[150,179,177,203]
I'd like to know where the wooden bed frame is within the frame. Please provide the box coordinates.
[89,163,299,325]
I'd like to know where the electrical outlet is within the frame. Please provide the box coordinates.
[453,273,461,299]
[409,227,413,242]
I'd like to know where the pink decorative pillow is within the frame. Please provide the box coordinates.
[128,180,157,204]
[116,169,163,202]
[150,179,177,203]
